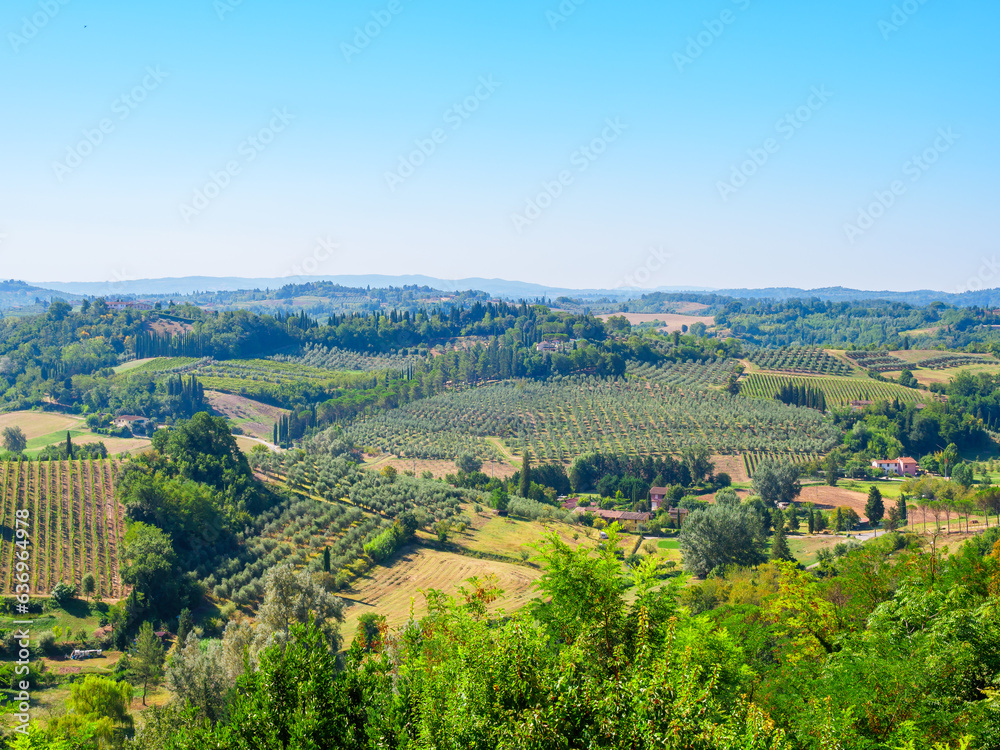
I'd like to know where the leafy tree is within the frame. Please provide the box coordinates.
[121,522,179,614]
[51,581,76,606]
[952,462,974,489]
[682,445,713,484]
[48,674,133,746]
[165,634,231,724]
[2,425,26,454]
[454,451,482,474]
[131,621,165,706]
[865,485,885,534]
[678,503,767,577]
[824,451,841,486]
[786,503,800,532]
[490,486,509,513]
[752,459,801,505]
[81,573,96,603]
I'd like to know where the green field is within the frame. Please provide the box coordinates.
[741,372,923,408]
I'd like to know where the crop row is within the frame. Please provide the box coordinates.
[742,451,821,478]
[0,459,122,598]
[271,343,427,372]
[741,372,922,408]
[844,351,908,372]
[915,354,995,370]
[344,375,841,464]
[746,346,854,376]
[627,359,739,389]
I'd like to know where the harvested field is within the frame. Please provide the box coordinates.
[340,545,539,637]
[598,313,715,332]
[713,454,749,483]
[205,390,287,442]
[0,411,82,440]
[798,484,871,521]
[362,454,516,481]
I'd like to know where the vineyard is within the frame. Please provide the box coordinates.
[741,372,922,408]
[345,376,841,463]
[746,347,854,376]
[0,459,124,599]
[271,343,427,372]
[627,359,739,389]
[742,451,822,478]
[915,354,996,369]
[844,351,908,372]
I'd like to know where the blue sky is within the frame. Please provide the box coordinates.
[1,0,997,291]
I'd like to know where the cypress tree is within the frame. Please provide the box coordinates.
[769,510,794,562]
[65,431,73,459]
[896,493,907,522]
[519,452,531,498]
[807,506,815,534]
[865,485,885,536]
[323,546,331,573]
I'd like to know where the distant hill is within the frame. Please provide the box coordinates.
[714,286,1000,307]
[0,280,79,311]
[25,276,1000,308]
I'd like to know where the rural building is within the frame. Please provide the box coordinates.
[106,299,154,311]
[649,486,669,511]
[113,415,151,429]
[664,507,689,528]
[536,341,560,353]
[850,400,874,411]
[871,457,918,477]
[572,506,652,530]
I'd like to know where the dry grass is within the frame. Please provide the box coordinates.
[205,390,288,442]
[598,313,715,332]
[362,454,516,480]
[0,411,82,440]
[713,454,749,483]
[798,485,871,520]
[339,545,540,637]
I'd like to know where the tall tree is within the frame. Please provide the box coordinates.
[519,452,531,498]
[177,608,193,644]
[752,459,802,506]
[769,510,795,562]
[865,486,885,536]
[65,431,73,458]
[130,622,165,706]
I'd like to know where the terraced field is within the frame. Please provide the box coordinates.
[741,372,923,408]
[0,459,124,599]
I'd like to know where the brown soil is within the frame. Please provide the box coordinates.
[798,485,871,521]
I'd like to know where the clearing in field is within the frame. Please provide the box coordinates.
[205,390,287,442]
[339,545,539,636]
[598,313,715,332]
[0,411,82,440]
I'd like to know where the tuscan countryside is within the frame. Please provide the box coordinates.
[1,1,998,748]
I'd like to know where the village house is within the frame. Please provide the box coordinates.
[536,340,560,353]
[871,457,919,477]
[113,415,152,430]
[106,299,154,311]
[649,486,669,512]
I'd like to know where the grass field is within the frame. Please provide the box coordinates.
[0,411,81,440]
[0,459,125,599]
[205,390,287,442]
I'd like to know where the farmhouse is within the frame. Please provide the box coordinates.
[106,299,154,311]
[536,341,560,353]
[113,415,151,429]
[871,457,918,477]
[649,486,669,511]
